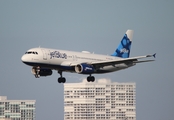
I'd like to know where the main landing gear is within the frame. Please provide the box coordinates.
[87,75,95,82]
[57,71,66,83]
[57,71,95,83]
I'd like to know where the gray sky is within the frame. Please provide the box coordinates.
[0,0,174,120]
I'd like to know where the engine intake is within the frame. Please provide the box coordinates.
[75,63,95,74]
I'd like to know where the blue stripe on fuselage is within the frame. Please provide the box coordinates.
[22,62,112,74]
[22,62,74,71]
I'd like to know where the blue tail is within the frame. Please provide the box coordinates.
[111,30,134,58]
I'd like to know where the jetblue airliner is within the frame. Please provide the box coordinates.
[21,30,155,83]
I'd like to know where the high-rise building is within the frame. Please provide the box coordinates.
[64,79,136,120]
[0,96,36,120]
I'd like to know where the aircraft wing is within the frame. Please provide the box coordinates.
[70,53,156,67]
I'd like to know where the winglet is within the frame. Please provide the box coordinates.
[146,53,156,58]
[153,53,156,58]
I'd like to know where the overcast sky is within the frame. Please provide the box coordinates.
[0,0,174,120]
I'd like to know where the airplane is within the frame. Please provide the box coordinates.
[21,30,156,83]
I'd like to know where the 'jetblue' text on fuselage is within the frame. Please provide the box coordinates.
[50,51,67,59]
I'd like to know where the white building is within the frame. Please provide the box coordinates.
[64,79,136,120]
[0,96,36,120]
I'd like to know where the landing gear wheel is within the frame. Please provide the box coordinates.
[35,74,40,78]
[62,77,66,83]
[58,78,61,83]
[87,76,95,82]
[57,77,66,83]
[91,76,95,82]
[87,77,90,82]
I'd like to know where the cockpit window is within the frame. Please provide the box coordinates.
[25,51,38,55]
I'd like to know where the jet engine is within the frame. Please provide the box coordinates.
[75,63,95,74]
[32,67,52,77]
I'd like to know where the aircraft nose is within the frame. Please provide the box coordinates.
[21,55,27,62]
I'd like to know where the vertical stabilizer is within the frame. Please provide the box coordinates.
[111,30,134,58]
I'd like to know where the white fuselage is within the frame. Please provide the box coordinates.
[21,30,155,83]
[21,47,134,74]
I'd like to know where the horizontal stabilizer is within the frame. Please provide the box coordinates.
[133,60,155,63]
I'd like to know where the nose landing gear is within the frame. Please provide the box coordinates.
[32,66,40,78]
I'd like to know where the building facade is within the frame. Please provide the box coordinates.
[0,96,36,120]
[64,79,136,120]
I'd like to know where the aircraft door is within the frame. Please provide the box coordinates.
[73,55,77,61]
[41,49,47,60]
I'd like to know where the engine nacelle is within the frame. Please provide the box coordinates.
[39,68,52,76]
[32,67,52,76]
[75,63,95,74]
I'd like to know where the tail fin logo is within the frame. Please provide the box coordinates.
[111,30,133,58]
[120,48,129,53]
